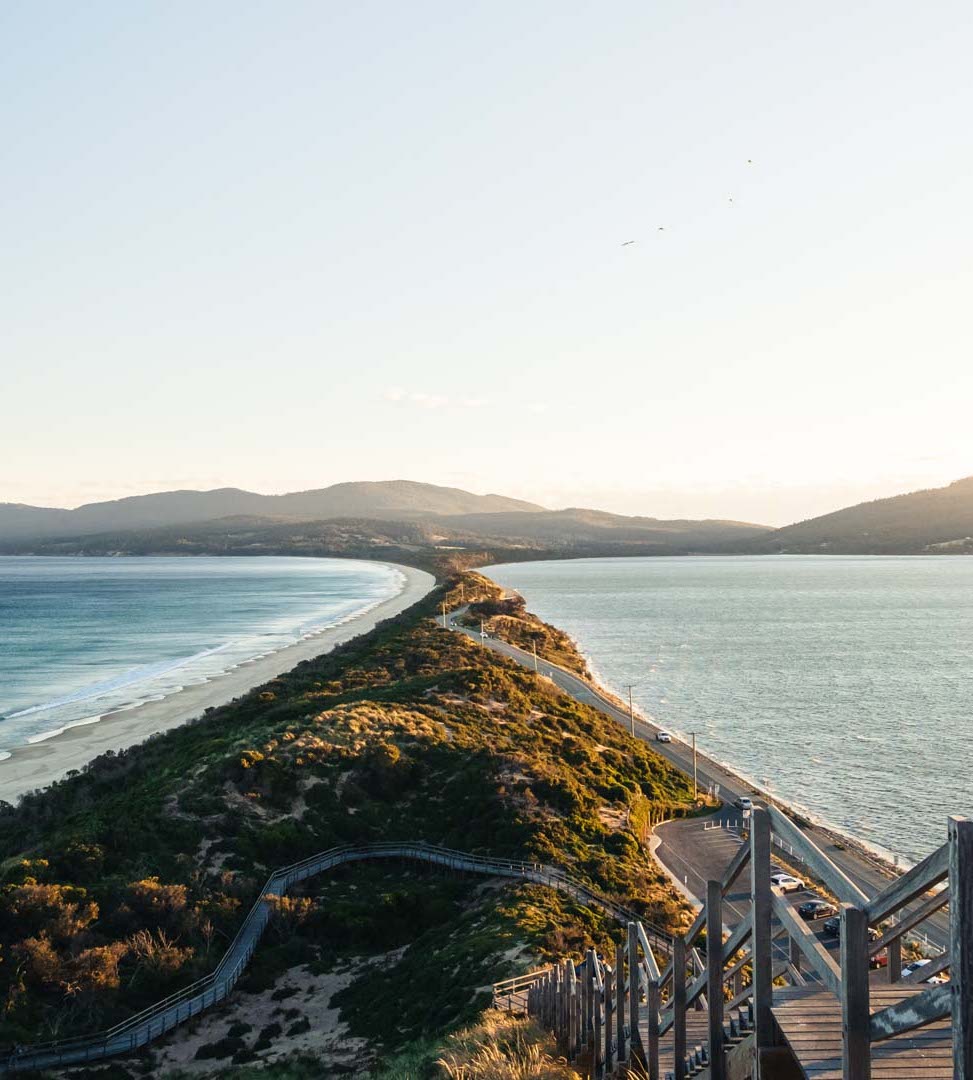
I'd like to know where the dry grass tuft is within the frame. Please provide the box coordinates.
[436,1009,581,1079]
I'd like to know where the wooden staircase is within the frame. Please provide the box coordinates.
[513,807,972,1079]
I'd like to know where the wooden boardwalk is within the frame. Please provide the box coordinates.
[519,807,972,1079]
[773,986,953,1079]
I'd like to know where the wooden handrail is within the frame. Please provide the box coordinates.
[868,887,949,956]
[864,841,949,925]
[869,982,951,1042]
[719,840,752,895]
[771,892,841,997]
[768,806,869,908]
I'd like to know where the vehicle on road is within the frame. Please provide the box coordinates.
[770,872,806,893]
[870,949,889,970]
[734,796,754,811]
[902,959,948,985]
[822,916,881,942]
[798,899,838,920]
[656,731,672,743]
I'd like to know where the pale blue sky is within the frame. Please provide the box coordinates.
[3,1,972,525]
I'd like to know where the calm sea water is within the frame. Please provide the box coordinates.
[485,556,973,863]
[0,556,403,758]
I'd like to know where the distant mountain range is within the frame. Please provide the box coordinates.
[3,476,973,558]
[749,476,973,554]
[0,481,543,541]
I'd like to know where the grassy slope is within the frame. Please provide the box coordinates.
[0,575,692,1075]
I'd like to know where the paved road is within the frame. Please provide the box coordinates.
[445,609,949,956]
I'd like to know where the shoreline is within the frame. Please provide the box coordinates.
[0,563,435,805]
[485,569,906,880]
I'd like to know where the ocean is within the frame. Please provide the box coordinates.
[0,556,403,759]
[484,555,973,863]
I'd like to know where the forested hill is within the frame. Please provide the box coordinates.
[746,476,973,554]
[0,481,543,541]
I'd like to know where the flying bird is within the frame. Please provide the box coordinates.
[657,226,665,231]
[747,159,753,165]
[621,240,636,246]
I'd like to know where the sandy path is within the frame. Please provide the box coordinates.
[0,563,434,805]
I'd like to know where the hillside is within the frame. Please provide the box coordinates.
[0,574,693,1076]
[749,476,973,554]
[0,481,543,541]
[439,508,769,548]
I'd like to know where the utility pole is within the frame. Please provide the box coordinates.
[624,685,636,737]
[687,732,702,802]
[532,640,539,672]
[442,601,447,629]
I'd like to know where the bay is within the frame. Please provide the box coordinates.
[484,555,973,862]
[0,556,403,757]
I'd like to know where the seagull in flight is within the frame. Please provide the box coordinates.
[621,240,636,246]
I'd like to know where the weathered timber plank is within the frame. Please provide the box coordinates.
[869,983,950,1041]
[840,904,871,1080]
[769,805,870,907]
[771,892,842,997]
[864,843,949,925]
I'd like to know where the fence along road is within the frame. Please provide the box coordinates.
[1,842,672,1075]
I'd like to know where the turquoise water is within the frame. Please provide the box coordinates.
[0,556,403,759]
[485,556,973,862]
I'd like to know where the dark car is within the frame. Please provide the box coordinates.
[821,916,881,941]
[798,899,838,920]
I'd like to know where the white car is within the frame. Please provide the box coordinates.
[770,872,805,893]
[734,796,754,811]
[902,959,948,985]
[656,731,673,743]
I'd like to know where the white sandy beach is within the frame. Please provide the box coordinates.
[0,563,435,805]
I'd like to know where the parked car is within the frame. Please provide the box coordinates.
[821,916,881,941]
[734,796,754,811]
[870,949,889,970]
[902,959,949,985]
[798,899,838,920]
[770,872,805,893]
[656,731,672,743]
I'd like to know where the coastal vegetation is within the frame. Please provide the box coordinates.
[0,574,693,1075]
[451,572,591,677]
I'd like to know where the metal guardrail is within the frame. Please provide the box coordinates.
[1,841,671,1074]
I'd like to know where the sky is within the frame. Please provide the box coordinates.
[3,2,972,526]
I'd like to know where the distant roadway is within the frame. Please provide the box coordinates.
[444,608,949,955]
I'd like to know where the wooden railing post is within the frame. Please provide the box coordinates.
[627,922,641,1062]
[647,977,660,1080]
[593,962,603,1079]
[605,964,615,1072]
[840,903,871,1080]
[950,815,973,1076]
[616,942,628,1063]
[673,935,687,1080]
[750,807,774,1052]
[706,880,726,1080]
[578,950,587,1049]
[887,934,901,983]
[567,961,578,1060]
